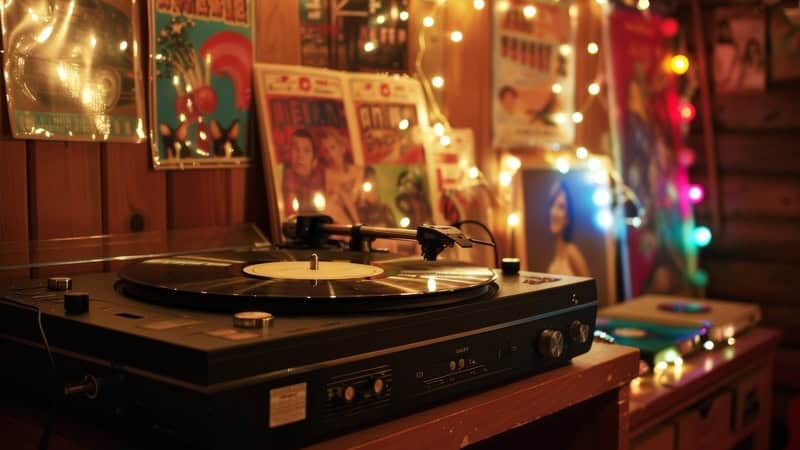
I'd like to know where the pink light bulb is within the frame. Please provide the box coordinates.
[688,185,704,204]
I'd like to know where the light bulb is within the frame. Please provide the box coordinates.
[596,210,613,229]
[433,122,445,136]
[688,184,704,203]
[362,181,373,193]
[571,112,584,123]
[363,41,377,52]
[400,217,411,228]
[576,146,588,159]
[399,11,409,21]
[450,31,463,42]
[473,0,486,10]
[376,15,386,24]
[523,5,537,18]
[505,155,522,171]
[507,212,520,228]
[693,226,712,247]
[499,171,513,187]
[670,54,690,75]
[636,0,649,10]
[312,192,326,211]
[398,119,410,130]
[551,83,563,94]
[439,135,452,146]
[593,189,612,207]
[555,157,570,174]
[679,102,696,122]
[423,16,435,27]
[431,75,445,89]
[588,82,601,96]
[559,44,572,57]
[587,42,599,55]
[468,166,480,179]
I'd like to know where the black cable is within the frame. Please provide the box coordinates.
[451,219,500,269]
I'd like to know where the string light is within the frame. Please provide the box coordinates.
[362,181,373,193]
[450,31,463,43]
[398,119,410,130]
[499,171,513,187]
[679,102,696,122]
[588,82,601,95]
[571,112,584,123]
[439,135,452,146]
[636,0,650,11]
[507,212,520,228]
[693,226,712,247]
[678,148,696,167]
[596,210,613,229]
[552,83,563,94]
[559,44,572,57]
[364,41,377,53]
[431,75,445,89]
[670,54,690,75]
[423,16,435,27]
[576,147,589,159]
[688,185,704,203]
[433,122,445,136]
[661,18,679,38]
[588,157,602,171]
[587,42,599,55]
[467,166,480,179]
[523,5,537,18]
[399,217,411,228]
[505,155,522,171]
[593,188,612,207]
[399,11,409,21]
[376,15,386,24]
[555,157,570,174]
[703,340,715,351]
[473,0,486,10]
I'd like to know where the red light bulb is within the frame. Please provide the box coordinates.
[661,18,679,38]
[679,102,696,122]
[678,148,696,167]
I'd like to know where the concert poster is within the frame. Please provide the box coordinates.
[712,7,766,93]
[604,8,697,298]
[254,65,359,240]
[348,74,433,237]
[299,0,409,72]
[1,0,145,142]
[492,0,575,149]
[150,0,254,169]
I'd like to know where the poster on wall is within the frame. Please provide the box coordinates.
[492,0,576,149]
[299,0,409,73]
[769,8,800,81]
[712,7,766,93]
[1,0,146,142]
[150,0,254,169]
[604,8,696,298]
[518,167,616,306]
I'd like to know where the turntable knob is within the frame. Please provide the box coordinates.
[343,385,356,403]
[569,321,591,344]
[537,329,565,359]
[48,277,72,291]
[233,311,274,329]
[64,292,90,315]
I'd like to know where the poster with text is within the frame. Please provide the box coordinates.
[713,7,766,93]
[519,168,616,306]
[605,8,696,298]
[299,0,409,72]
[492,0,575,149]
[348,74,432,238]
[1,0,145,141]
[255,65,357,239]
[150,0,254,169]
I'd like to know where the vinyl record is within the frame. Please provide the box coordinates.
[117,248,497,313]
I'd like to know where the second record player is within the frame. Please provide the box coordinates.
[0,217,599,449]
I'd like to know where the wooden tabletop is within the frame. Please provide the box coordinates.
[628,327,782,433]
[306,343,640,450]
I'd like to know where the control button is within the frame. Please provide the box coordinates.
[449,360,456,371]
[343,385,356,403]
[458,358,465,369]
[233,311,273,329]
[64,292,90,315]
[48,277,72,291]
[501,257,520,275]
[569,320,591,344]
[538,329,565,359]
[373,378,385,396]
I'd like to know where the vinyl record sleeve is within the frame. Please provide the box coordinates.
[1,0,146,142]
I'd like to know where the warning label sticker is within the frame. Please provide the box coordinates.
[269,383,307,428]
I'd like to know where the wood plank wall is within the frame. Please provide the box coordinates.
[683,1,800,389]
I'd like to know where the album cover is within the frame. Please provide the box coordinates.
[347,74,433,250]
[0,0,146,141]
[594,317,705,364]
[769,8,800,81]
[300,0,409,72]
[713,7,766,93]
[517,167,616,306]
[492,0,576,149]
[605,8,696,298]
[254,65,356,239]
[150,0,254,169]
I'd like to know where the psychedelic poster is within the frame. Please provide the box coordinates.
[254,65,357,238]
[299,0,409,72]
[492,0,575,149]
[604,8,696,298]
[1,0,145,141]
[150,0,254,169]
[348,74,432,232]
[713,7,766,93]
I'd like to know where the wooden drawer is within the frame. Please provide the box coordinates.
[632,424,675,450]
[676,391,733,450]
[734,368,771,430]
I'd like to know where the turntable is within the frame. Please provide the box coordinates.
[0,216,598,449]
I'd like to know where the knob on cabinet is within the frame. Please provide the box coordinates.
[538,329,565,359]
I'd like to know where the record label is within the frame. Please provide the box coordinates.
[243,261,384,280]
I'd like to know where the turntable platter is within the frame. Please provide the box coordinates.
[117,249,498,313]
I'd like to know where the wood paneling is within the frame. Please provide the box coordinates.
[704,258,800,306]
[713,87,800,131]
[103,143,167,234]
[693,174,800,220]
[698,216,800,263]
[690,131,800,177]
[255,0,301,64]
[0,140,29,280]
[166,170,231,229]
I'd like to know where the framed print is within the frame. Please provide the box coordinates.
[149,0,254,169]
[513,163,617,306]
[713,7,766,93]
[1,0,146,141]
[769,8,800,81]
[492,0,576,149]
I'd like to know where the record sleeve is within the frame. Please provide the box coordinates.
[1,0,146,142]
[149,0,255,169]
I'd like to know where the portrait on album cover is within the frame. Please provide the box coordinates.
[519,168,616,306]
[713,7,766,93]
